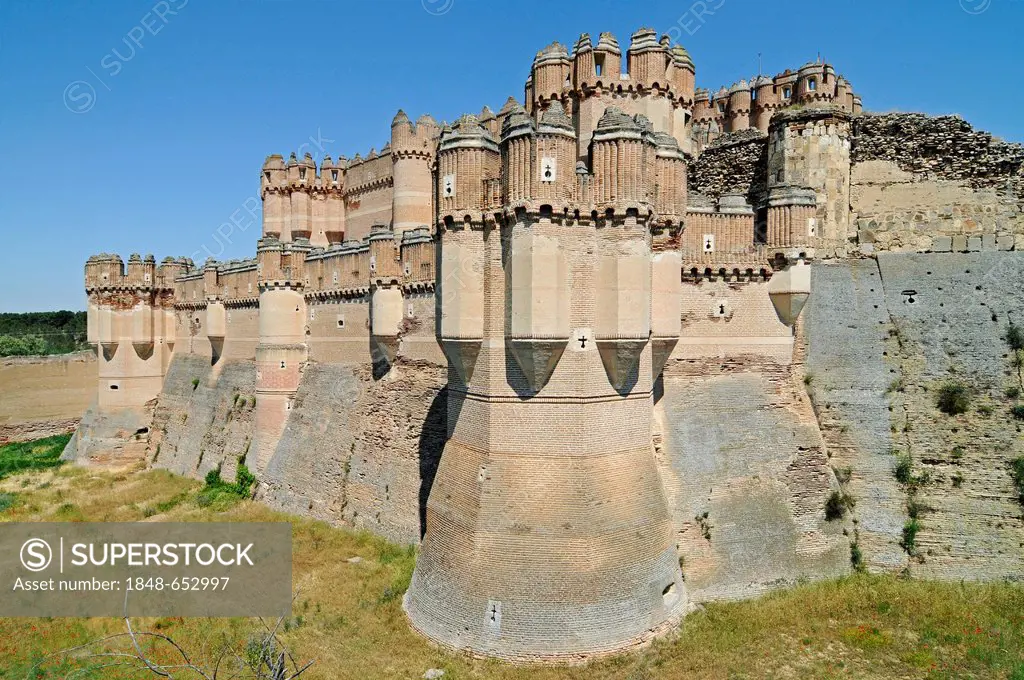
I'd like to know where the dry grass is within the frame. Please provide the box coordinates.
[0,460,1022,679]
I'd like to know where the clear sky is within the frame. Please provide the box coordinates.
[1,0,1021,312]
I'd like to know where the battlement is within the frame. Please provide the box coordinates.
[528,28,696,112]
[436,103,688,228]
[85,253,187,291]
[693,60,861,142]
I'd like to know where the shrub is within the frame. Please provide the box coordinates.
[803,373,814,386]
[1012,405,1024,421]
[850,541,865,572]
[833,466,853,485]
[951,446,965,462]
[894,455,913,485]
[1006,386,1021,400]
[191,378,200,390]
[204,465,223,487]
[825,491,855,521]
[936,381,971,416]
[1006,322,1024,352]
[1011,458,1024,506]
[951,473,964,489]
[901,519,920,554]
[0,492,17,513]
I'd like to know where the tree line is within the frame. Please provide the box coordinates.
[0,311,88,357]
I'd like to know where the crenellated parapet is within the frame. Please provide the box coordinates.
[84,253,183,410]
[693,60,862,146]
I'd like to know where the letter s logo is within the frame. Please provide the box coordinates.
[20,538,52,572]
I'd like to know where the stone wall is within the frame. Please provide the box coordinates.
[850,114,1024,253]
[687,129,767,202]
[804,254,1024,581]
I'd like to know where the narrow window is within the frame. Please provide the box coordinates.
[280,360,286,369]
[784,87,792,99]
[299,167,306,180]
[808,78,817,91]
[331,169,339,182]
[595,54,604,76]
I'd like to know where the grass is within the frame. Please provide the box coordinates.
[0,445,1023,679]
[0,434,70,481]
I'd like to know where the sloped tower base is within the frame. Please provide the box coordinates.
[404,407,686,660]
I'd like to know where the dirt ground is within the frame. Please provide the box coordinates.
[0,350,96,443]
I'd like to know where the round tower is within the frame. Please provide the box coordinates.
[253,239,307,474]
[407,94,685,661]
[571,33,594,92]
[530,42,571,114]
[535,102,577,206]
[261,155,287,239]
[391,109,435,237]
[727,80,751,132]
[593,31,622,81]
[751,75,778,131]
[627,27,667,90]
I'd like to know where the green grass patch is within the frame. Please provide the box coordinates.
[0,434,70,481]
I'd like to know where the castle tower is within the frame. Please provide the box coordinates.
[391,110,436,236]
[529,42,571,115]
[288,153,316,241]
[626,28,666,90]
[767,107,853,245]
[368,224,404,367]
[85,253,176,415]
[751,75,779,131]
[261,155,288,239]
[727,80,751,132]
[405,105,686,661]
[253,238,309,474]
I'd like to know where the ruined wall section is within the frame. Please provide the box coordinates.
[851,114,1024,253]
[687,130,767,203]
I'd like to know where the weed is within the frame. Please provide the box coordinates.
[1012,405,1024,420]
[901,519,920,554]
[850,541,865,572]
[191,377,200,390]
[833,466,853,485]
[952,473,964,489]
[977,404,993,416]
[1010,458,1024,505]
[803,373,814,386]
[936,381,971,415]
[951,446,965,462]
[825,491,855,521]
[1006,386,1021,400]
[894,455,913,485]
[695,511,712,540]
[886,378,905,394]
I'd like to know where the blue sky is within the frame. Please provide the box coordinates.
[1,0,1021,312]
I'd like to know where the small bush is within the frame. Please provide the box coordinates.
[1005,386,1021,400]
[1011,458,1024,505]
[977,404,993,416]
[894,455,913,485]
[0,492,17,513]
[803,374,814,386]
[951,446,965,462]
[825,491,855,521]
[850,541,865,572]
[191,378,200,390]
[1012,405,1024,421]
[901,519,920,554]
[1006,322,1024,352]
[936,381,971,416]
[204,465,223,487]
[951,473,964,489]
[833,466,853,485]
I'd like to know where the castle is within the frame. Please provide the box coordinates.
[69,27,1024,662]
